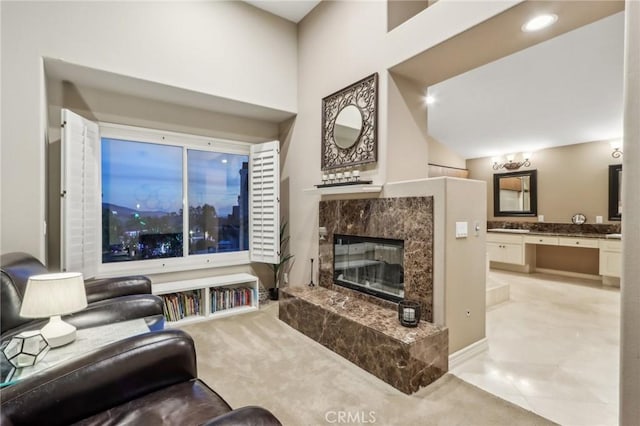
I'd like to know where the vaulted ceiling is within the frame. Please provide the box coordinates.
[426,11,624,159]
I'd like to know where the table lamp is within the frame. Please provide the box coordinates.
[19,272,88,347]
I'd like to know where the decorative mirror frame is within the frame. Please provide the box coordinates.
[321,73,378,170]
[493,170,538,217]
[608,164,622,221]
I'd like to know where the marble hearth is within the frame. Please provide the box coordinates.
[280,286,448,394]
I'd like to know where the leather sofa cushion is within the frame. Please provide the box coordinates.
[73,380,232,426]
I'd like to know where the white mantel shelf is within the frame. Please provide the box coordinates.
[304,184,383,195]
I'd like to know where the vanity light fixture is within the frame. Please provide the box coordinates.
[492,152,532,171]
[522,14,558,32]
[610,139,623,158]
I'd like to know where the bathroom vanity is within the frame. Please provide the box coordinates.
[487,228,621,285]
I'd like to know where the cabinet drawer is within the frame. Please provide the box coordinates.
[599,239,622,252]
[486,233,524,244]
[524,235,559,245]
[558,237,599,248]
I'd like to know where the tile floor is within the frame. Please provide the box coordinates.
[451,270,620,426]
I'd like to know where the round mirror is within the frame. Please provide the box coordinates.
[334,105,363,149]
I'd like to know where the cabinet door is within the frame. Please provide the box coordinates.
[487,242,524,265]
[599,250,621,277]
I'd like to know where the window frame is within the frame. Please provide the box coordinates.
[98,123,253,277]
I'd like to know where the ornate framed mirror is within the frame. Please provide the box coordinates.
[321,73,378,170]
[493,170,538,217]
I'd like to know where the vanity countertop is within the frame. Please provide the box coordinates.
[487,229,621,239]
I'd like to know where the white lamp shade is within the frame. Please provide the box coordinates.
[20,272,88,318]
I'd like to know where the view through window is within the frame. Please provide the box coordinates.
[101,137,249,263]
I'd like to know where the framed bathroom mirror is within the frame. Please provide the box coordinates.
[608,164,622,221]
[321,73,378,170]
[493,170,538,217]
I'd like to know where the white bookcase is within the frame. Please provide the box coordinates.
[152,273,260,326]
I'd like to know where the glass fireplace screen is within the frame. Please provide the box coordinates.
[333,234,404,302]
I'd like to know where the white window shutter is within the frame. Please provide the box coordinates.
[249,141,280,264]
[61,109,99,278]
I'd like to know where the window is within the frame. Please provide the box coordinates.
[61,109,278,278]
[187,150,249,255]
[102,139,184,263]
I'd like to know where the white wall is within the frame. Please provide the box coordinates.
[1,1,297,261]
[620,2,640,423]
[289,0,521,285]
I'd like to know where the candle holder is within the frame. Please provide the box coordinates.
[398,300,421,327]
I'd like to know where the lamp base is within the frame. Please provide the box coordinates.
[40,316,77,347]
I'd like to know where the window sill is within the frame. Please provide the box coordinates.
[95,251,251,279]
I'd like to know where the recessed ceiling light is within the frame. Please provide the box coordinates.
[221,158,228,164]
[425,95,436,105]
[522,14,558,32]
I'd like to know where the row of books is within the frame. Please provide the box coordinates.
[211,287,253,313]
[161,291,203,322]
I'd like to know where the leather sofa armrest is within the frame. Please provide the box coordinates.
[84,276,152,303]
[63,294,164,329]
[201,406,283,426]
[1,329,196,426]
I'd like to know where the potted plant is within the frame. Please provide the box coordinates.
[269,220,293,300]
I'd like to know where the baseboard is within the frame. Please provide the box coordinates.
[534,267,601,281]
[448,337,488,369]
[489,262,531,273]
[602,276,621,288]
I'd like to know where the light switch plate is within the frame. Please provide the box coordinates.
[538,215,544,222]
[596,216,603,224]
[456,221,468,238]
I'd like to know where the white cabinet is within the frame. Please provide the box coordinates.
[152,273,259,325]
[486,233,525,265]
[487,231,622,281]
[599,240,622,278]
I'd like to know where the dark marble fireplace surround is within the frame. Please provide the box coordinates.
[319,196,434,321]
[278,196,447,395]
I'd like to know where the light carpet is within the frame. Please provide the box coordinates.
[179,303,554,426]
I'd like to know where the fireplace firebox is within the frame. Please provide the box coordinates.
[333,234,404,302]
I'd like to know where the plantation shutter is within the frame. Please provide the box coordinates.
[249,140,280,264]
[61,109,99,278]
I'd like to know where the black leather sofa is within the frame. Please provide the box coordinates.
[0,329,282,426]
[1,252,164,340]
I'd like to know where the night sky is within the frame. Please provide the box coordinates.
[101,138,247,216]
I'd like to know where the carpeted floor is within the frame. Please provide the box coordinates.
[179,303,554,426]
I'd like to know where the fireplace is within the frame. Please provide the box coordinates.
[319,196,433,321]
[333,234,404,302]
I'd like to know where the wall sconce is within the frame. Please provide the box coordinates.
[610,140,623,158]
[492,152,532,171]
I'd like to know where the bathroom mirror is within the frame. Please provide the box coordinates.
[608,164,622,220]
[493,170,537,217]
[321,73,378,170]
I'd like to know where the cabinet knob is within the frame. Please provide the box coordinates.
[539,239,543,242]
[576,242,580,245]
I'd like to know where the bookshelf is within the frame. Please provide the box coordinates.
[152,273,259,326]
